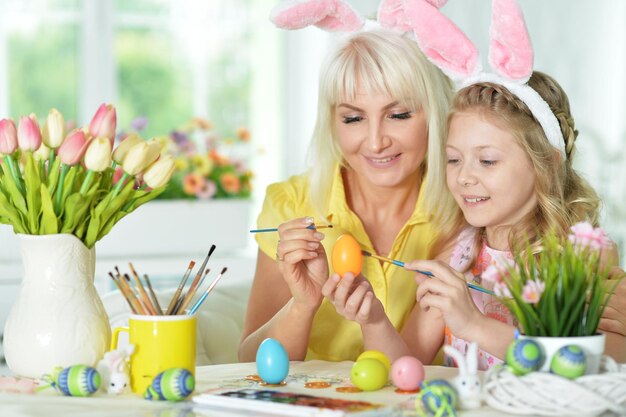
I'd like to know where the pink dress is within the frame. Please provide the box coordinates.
[444,228,516,370]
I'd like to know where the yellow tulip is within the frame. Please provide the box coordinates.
[143,155,175,189]
[84,137,113,172]
[113,133,143,165]
[42,108,65,148]
[122,139,161,176]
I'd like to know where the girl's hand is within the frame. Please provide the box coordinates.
[404,260,484,341]
[321,272,385,325]
[276,217,329,310]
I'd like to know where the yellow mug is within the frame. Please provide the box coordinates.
[111,313,197,394]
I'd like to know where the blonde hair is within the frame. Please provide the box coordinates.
[432,71,601,259]
[307,29,453,217]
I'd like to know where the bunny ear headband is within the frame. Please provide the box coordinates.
[270,0,565,157]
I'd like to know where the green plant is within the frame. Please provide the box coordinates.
[495,222,619,337]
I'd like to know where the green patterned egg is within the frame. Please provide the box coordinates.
[416,379,457,416]
[505,339,543,375]
[550,345,586,379]
[144,368,195,401]
[54,365,101,396]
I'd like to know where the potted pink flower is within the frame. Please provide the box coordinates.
[494,222,619,373]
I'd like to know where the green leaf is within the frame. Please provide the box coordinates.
[0,191,26,233]
[46,158,62,195]
[39,185,58,234]
[1,163,28,221]
[24,153,42,233]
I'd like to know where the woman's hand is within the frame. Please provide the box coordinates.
[321,272,385,325]
[404,260,484,341]
[275,217,329,310]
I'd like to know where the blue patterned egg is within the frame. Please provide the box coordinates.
[256,338,289,384]
[144,368,195,401]
[416,379,458,416]
[505,339,544,375]
[550,345,586,379]
[53,365,101,396]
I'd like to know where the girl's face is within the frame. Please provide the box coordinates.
[446,111,537,245]
[334,87,428,189]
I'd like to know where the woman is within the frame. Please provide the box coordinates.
[238,27,453,362]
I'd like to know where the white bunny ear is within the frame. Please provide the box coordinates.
[402,0,481,81]
[443,344,467,374]
[466,342,478,374]
[270,0,365,32]
[488,0,533,82]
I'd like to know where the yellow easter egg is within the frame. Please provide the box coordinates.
[357,350,391,373]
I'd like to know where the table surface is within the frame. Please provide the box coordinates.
[0,360,515,417]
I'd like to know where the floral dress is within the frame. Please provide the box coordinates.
[443,228,516,370]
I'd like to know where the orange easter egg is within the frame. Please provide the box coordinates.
[331,234,363,277]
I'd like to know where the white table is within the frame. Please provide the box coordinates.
[0,361,514,417]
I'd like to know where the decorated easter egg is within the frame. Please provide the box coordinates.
[391,356,425,391]
[357,350,391,373]
[144,368,195,401]
[331,234,362,277]
[550,345,586,379]
[416,379,458,416]
[350,358,388,391]
[54,365,101,397]
[256,338,289,384]
[505,339,544,375]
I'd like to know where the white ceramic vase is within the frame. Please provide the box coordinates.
[3,234,111,378]
[519,333,606,374]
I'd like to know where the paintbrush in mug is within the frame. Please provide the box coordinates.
[188,267,228,315]
[249,224,333,233]
[361,250,495,296]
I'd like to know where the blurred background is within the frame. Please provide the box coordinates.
[0,0,624,361]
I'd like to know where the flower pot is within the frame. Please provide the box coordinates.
[519,333,605,374]
[3,234,111,378]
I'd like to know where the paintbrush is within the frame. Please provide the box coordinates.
[249,224,333,233]
[143,274,162,314]
[176,245,216,314]
[109,272,137,313]
[361,250,495,296]
[129,263,159,315]
[165,261,195,315]
[176,268,210,315]
[188,267,228,315]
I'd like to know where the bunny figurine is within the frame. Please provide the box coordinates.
[443,342,482,409]
[97,344,135,395]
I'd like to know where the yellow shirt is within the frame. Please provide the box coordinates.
[256,166,437,361]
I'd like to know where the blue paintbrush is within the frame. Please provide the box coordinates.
[188,267,228,315]
[249,224,333,233]
[361,250,495,296]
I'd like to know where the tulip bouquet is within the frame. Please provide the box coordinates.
[134,117,253,200]
[0,104,175,248]
[491,222,618,337]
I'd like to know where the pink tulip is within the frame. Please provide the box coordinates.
[17,114,42,152]
[88,103,117,146]
[0,118,18,155]
[57,129,89,165]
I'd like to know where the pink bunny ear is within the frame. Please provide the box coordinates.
[378,0,448,33]
[403,0,480,80]
[270,0,364,32]
[489,0,533,82]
